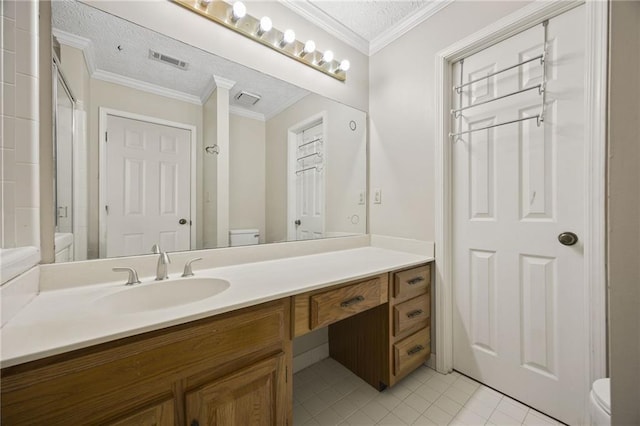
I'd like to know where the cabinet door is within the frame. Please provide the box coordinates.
[108,398,174,426]
[185,354,285,426]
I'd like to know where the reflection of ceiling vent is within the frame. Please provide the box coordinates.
[148,49,189,70]
[234,91,262,106]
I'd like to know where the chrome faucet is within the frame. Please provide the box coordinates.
[151,244,171,281]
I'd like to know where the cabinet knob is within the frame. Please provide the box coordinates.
[191,420,200,426]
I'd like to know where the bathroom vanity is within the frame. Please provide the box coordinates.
[0,247,432,425]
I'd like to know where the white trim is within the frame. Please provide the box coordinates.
[199,76,217,104]
[583,0,609,386]
[292,343,330,373]
[93,70,202,105]
[279,0,370,55]
[52,29,97,75]
[287,112,328,242]
[213,75,236,90]
[433,0,607,412]
[229,105,265,122]
[369,1,455,56]
[98,108,198,257]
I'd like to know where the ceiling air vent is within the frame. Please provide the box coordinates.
[234,91,262,106]
[148,49,189,70]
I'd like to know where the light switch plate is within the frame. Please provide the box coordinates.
[374,189,382,204]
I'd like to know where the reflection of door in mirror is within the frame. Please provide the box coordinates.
[53,63,76,263]
[100,112,193,258]
[287,113,326,241]
[290,119,325,240]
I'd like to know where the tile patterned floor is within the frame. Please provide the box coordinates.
[293,358,563,426]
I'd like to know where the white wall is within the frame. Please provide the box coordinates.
[265,93,367,243]
[0,1,40,251]
[368,1,530,241]
[608,1,640,423]
[229,114,266,242]
[88,79,204,258]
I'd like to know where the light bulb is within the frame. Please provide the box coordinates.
[257,16,272,36]
[338,59,351,72]
[231,1,246,21]
[280,29,295,47]
[319,50,334,65]
[300,40,316,57]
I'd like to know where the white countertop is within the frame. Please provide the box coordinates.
[1,247,432,368]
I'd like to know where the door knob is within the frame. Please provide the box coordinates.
[179,218,188,225]
[294,219,301,226]
[558,232,578,246]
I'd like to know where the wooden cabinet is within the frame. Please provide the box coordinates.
[185,354,286,426]
[326,263,432,389]
[293,274,388,337]
[109,399,175,426]
[0,299,292,425]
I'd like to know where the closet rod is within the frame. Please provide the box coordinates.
[296,165,322,175]
[453,54,543,93]
[449,115,539,138]
[297,152,322,161]
[451,84,542,116]
[298,137,322,148]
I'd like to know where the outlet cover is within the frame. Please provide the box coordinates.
[374,189,382,204]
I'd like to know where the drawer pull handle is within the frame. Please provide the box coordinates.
[406,309,424,319]
[407,276,425,285]
[407,345,425,356]
[340,295,365,308]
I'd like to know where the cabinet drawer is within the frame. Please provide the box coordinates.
[393,327,430,376]
[393,265,430,302]
[310,277,385,330]
[393,295,430,337]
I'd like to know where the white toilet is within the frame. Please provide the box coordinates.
[229,229,260,247]
[589,378,611,425]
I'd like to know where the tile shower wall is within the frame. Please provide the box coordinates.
[1,1,40,249]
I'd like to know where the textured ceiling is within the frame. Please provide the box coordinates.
[51,0,309,117]
[307,0,428,41]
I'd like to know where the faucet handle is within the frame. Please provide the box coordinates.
[151,244,161,254]
[112,267,142,286]
[182,257,203,277]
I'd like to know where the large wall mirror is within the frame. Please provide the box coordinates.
[49,0,367,262]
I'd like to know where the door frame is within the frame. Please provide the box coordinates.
[434,0,607,409]
[98,107,198,257]
[286,111,328,241]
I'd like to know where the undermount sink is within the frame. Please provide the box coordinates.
[96,278,230,313]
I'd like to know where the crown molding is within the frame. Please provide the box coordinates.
[278,0,370,56]
[200,76,217,104]
[369,0,455,56]
[51,28,97,74]
[92,69,202,105]
[229,105,266,122]
[213,75,236,90]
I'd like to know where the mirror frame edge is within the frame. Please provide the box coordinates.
[40,1,55,264]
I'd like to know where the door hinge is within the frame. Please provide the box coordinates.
[105,205,109,215]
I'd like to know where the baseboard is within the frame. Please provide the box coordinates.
[292,343,330,373]
[425,353,437,370]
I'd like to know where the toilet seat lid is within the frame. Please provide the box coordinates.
[593,378,611,414]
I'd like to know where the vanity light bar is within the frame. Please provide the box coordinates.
[172,0,348,82]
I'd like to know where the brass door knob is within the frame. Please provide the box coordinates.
[558,232,578,246]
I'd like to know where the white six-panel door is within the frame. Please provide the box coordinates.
[451,6,586,424]
[295,122,325,240]
[105,115,191,257]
